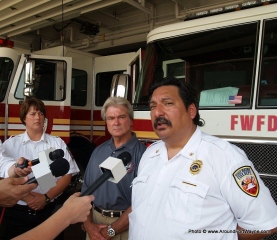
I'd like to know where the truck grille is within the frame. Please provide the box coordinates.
[232,142,277,174]
[232,142,277,240]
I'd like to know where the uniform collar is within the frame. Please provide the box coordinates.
[148,127,202,161]
[178,126,202,160]
[22,131,47,145]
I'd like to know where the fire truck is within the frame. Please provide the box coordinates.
[0,45,140,183]
[129,2,277,238]
[1,1,277,211]
[134,2,277,141]
[129,2,277,239]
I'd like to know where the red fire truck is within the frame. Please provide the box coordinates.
[0,46,140,180]
[128,4,277,240]
[129,2,277,237]
[1,2,277,212]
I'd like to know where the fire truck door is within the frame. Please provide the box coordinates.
[7,54,72,140]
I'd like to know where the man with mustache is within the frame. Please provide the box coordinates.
[129,77,277,240]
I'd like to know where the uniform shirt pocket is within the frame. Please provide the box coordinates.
[131,174,150,209]
[164,177,209,224]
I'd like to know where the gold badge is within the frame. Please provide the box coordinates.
[190,160,203,175]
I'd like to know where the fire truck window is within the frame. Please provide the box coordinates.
[95,70,124,106]
[258,18,277,107]
[135,22,258,109]
[71,69,87,106]
[0,57,13,102]
[162,59,185,80]
[15,59,66,101]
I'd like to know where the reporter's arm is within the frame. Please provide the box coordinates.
[8,158,32,178]
[0,177,37,207]
[12,193,94,240]
[237,225,277,240]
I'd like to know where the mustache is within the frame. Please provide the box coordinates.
[154,117,172,129]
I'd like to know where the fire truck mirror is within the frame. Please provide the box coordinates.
[25,60,35,85]
[24,86,34,97]
[110,74,129,98]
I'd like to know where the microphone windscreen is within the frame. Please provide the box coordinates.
[117,152,131,166]
[49,149,64,160]
[49,158,69,177]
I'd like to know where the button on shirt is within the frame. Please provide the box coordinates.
[129,127,277,240]
[1,131,79,205]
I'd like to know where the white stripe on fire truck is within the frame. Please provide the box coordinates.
[8,124,70,131]
[6,124,105,131]
[8,124,26,129]
[52,125,70,131]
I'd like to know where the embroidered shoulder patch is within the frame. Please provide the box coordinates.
[125,161,134,173]
[233,166,259,197]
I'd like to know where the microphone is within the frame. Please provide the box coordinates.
[15,149,65,169]
[80,151,131,196]
[49,149,64,161]
[117,151,132,166]
[25,158,69,184]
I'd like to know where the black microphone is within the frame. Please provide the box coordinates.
[80,151,131,196]
[16,149,65,169]
[25,158,70,184]
[49,149,64,161]
[118,151,132,166]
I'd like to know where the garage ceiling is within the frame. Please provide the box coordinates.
[0,0,242,55]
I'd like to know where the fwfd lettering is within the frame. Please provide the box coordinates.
[235,167,252,180]
[231,115,277,131]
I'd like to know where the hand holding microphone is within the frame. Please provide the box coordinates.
[15,149,64,169]
[81,151,131,196]
[25,157,70,192]
[25,158,70,184]
[12,157,33,178]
